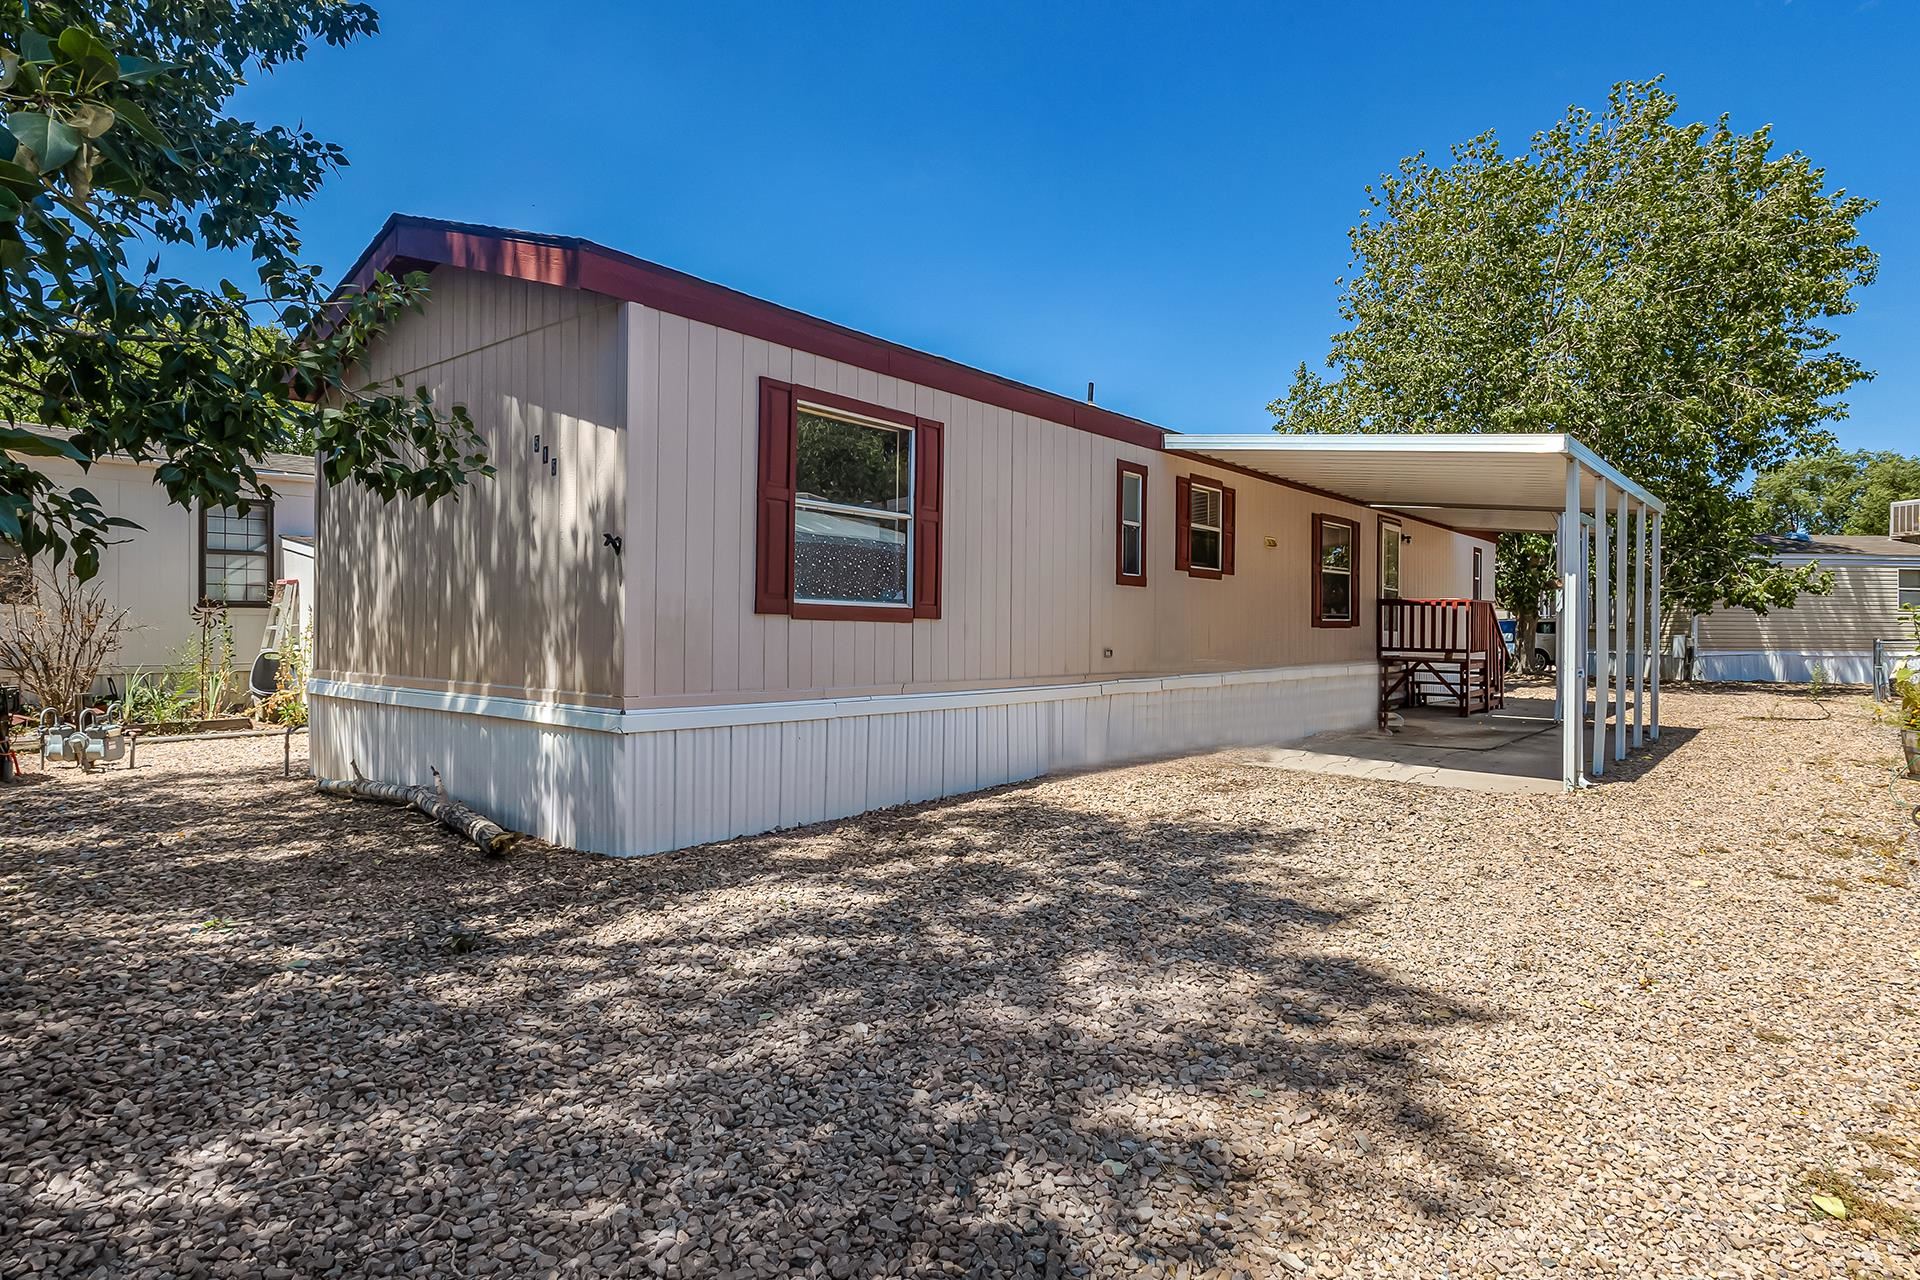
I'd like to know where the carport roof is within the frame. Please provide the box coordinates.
[1169,433,1663,533]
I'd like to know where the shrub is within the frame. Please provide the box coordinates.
[1889,606,1920,733]
[259,623,310,728]
[0,565,129,715]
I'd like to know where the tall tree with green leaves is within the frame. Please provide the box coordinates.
[0,3,487,579]
[1274,80,1870,663]
[1751,449,1920,536]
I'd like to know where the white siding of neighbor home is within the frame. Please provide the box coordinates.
[1692,560,1919,682]
[10,454,314,677]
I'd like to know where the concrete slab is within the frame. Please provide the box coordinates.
[1243,694,1569,795]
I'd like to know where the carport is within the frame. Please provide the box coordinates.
[1171,433,1667,790]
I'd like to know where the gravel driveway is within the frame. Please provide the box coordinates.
[3,684,1917,1278]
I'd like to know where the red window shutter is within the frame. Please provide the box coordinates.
[912,416,944,619]
[1221,485,1237,575]
[754,378,796,614]
[1173,474,1192,572]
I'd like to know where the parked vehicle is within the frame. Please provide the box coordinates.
[1504,618,1556,669]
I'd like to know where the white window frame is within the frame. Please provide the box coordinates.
[1188,481,1224,573]
[200,499,274,607]
[791,401,914,609]
[1899,567,1920,610]
[1120,470,1145,579]
[1380,519,1401,600]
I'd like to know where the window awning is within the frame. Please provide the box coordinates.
[1169,433,1662,534]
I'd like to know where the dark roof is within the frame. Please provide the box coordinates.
[1758,532,1920,558]
[13,424,314,478]
[334,214,1169,452]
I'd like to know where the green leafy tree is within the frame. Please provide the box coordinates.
[1751,449,1920,536]
[1274,79,1867,658]
[0,3,487,579]
[1492,532,1557,669]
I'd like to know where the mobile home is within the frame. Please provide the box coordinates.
[313,216,1664,854]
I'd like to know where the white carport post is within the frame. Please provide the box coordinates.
[1632,501,1647,747]
[1613,487,1629,762]
[1649,511,1662,741]
[1559,457,1585,789]
[1591,474,1609,776]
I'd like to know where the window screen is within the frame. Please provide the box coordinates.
[1317,517,1355,623]
[1120,469,1145,579]
[793,407,912,605]
[1188,482,1224,572]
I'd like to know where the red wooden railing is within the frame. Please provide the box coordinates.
[1378,598,1506,716]
[1379,598,1499,658]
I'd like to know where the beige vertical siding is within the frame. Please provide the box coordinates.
[315,268,626,705]
[1696,562,1918,652]
[620,302,1492,708]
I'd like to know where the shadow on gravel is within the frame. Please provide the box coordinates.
[3,763,1504,1278]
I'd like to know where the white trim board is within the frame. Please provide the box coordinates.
[310,662,1380,736]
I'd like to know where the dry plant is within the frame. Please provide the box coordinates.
[0,563,130,715]
[0,545,31,603]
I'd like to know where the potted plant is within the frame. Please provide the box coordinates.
[1892,606,1920,779]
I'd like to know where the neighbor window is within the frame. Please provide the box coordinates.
[1901,568,1920,610]
[200,500,274,606]
[792,405,912,607]
[1116,462,1147,585]
[1472,547,1485,601]
[1313,514,1358,627]
[1187,481,1225,572]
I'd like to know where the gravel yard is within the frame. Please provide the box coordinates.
[3,683,1918,1279]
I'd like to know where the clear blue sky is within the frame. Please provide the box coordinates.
[197,0,1916,450]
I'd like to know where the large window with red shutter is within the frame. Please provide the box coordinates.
[755,379,943,621]
[1172,475,1235,579]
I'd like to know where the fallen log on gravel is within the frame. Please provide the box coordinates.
[316,762,529,857]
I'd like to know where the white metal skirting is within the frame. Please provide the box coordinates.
[1695,650,1874,684]
[311,662,1377,856]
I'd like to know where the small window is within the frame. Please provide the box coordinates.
[1313,514,1357,627]
[792,405,912,607]
[1900,568,1920,610]
[200,500,273,606]
[1188,482,1225,572]
[1379,519,1402,600]
[1472,547,1485,601]
[1116,462,1147,585]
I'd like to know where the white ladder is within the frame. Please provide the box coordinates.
[258,578,300,656]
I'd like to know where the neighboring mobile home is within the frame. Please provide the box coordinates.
[313,216,1664,855]
[1682,503,1920,685]
[2,442,316,691]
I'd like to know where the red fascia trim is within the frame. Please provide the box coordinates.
[339,215,1166,453]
